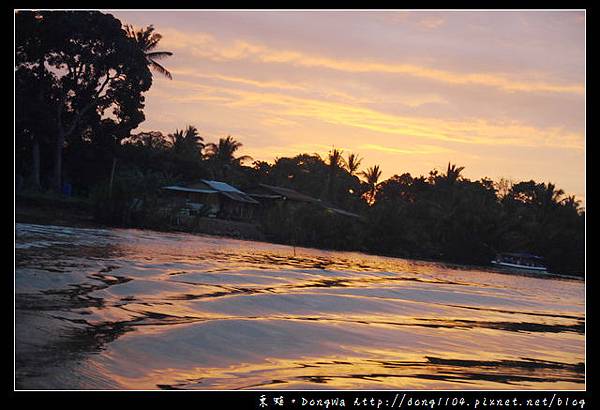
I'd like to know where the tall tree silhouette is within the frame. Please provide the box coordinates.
[360,165,382,205]
[345,153,363,175]
[443,162,465,185]
[15,11,152,192]
[538,182,565,209]
[204,136,252,179]
[16,64,55,189]
[167,125,204,161]
[325,148,345,202]
[125,24,173,80]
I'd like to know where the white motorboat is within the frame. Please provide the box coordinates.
[491,252,548,272]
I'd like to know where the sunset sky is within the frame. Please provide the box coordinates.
[110,10,585,205]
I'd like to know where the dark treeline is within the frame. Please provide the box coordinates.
[15,11,585,276]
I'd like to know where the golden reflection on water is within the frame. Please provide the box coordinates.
[15,224,585,390]
[101,331,583,390]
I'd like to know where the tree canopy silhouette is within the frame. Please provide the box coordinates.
[16,11,152,191]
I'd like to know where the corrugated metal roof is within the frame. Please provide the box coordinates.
[258,184,320,203]
[162,186,217,194]
[256,184,363,219]
[201,180,259,204]
[163,181,258,204]
[202,180,244,193]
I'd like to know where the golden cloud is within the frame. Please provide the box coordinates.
[148,78,583,151]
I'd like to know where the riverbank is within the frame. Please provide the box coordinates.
[16,192,102,229]
[15,193,583,279]
[15,192,265,241]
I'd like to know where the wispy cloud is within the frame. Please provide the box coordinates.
[170,67,373,105]
[359,143,452,155]
[170,68,307,92]
[150,78,583,150]
[161,28,583,95]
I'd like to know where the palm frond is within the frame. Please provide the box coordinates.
[125,24,173,80]
[145,33,163,51]
[149,60,173,80]
[146,51,173,60]
[346,153,363,174]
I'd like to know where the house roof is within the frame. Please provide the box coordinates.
[202,180,244,193]
[162,186,217,194]
[256,184,321,203]
[326,207,364,219]
[202,180,259,204]
[163,180,259,204]
[252,183,363,219]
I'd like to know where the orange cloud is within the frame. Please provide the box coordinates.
[359,143,452,155]
[148,78,584,151]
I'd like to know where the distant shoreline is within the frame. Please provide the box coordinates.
[15,193,583,281]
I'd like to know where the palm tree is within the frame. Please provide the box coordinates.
[562,195,581,211]
[360,165,382,205]
[204,136,252,179]
[327,148,346,169]
[533,182,566,225]
[538,182,565,208]
[345,153,362,175]
[167,125,204,160]
[125,24,173,80]
[325,147,345,201]
[443,162,465,185]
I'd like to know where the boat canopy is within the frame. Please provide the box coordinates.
[498,252,545,260]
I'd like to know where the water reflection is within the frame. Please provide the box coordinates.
[15,223,585,390]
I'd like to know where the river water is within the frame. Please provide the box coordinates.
[15,223,585,390]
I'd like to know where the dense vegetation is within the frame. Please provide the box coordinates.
[15,11,585,276]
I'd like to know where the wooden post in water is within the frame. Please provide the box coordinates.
[108,157,117,199]
[291,206,296,257]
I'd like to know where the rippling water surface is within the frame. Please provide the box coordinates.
[15,223,585,390]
